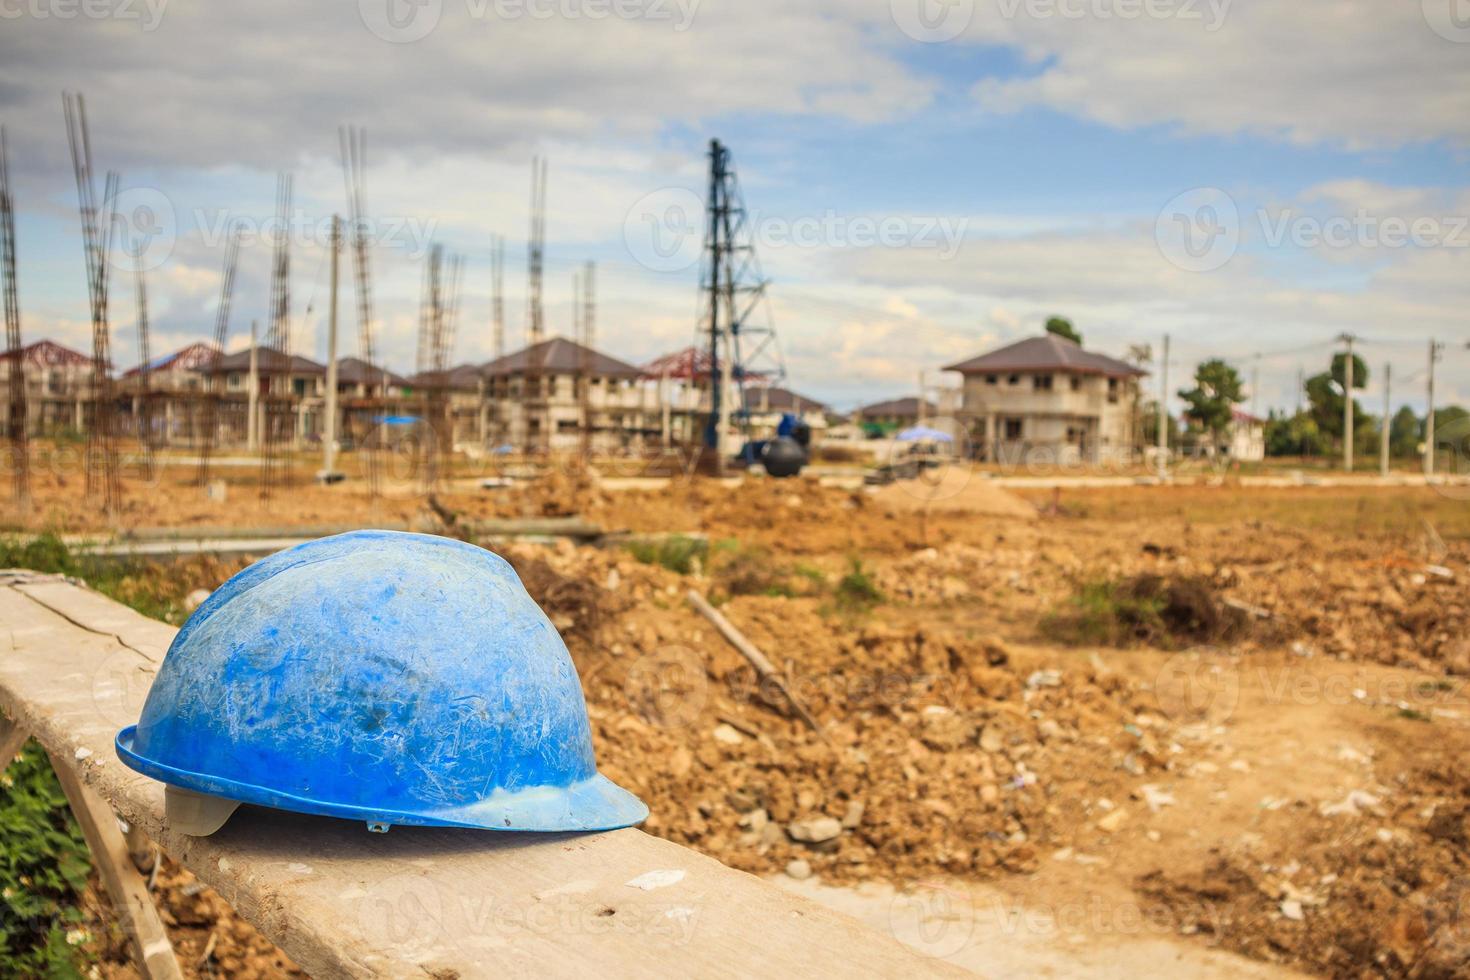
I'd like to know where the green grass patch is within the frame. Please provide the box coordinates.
[0,532,236,624]
[1,743,92,978]
[624,535,709,575]
[835,558,883,611]
[1043,573,1248,648]
[0,532,247,974]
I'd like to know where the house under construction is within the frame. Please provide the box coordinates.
[0,339,102,435]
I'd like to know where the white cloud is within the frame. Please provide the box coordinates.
[967,0,1470,149]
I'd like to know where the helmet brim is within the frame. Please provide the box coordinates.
[117,726,649,834]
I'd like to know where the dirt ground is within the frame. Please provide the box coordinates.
[17,453,1470,978]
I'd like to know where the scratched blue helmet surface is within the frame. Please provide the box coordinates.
[115,530,647,835]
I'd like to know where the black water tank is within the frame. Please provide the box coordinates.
[762,436,806,478]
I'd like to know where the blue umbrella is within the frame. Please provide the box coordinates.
[896,425,953,443]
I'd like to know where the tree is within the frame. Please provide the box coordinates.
[1265,411,1330,457]
[1389,405,1421,458]
[1305,352,1369,442]
[1178,359,1245,454]
[1141,401,1180,446]
[1432,406,1470,470]
[1045,317,1082,345]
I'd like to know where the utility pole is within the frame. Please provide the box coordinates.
[1250,353,1261,420]
[1426,339,1444,477]
[1,125,30,513]
[1338,333,1356,473]
[584,260,595,350]
[704,139,728,473]
[491,234,505,359]
[1380,361,1390,478]
[320,215,342,482]
[246,319,259,451]
[339,125,380,496]
[527,157,547,347]
[697,139,783,473]
[582,259,595,460]
[1156,333,1169,480]
[1295,365,1307,457]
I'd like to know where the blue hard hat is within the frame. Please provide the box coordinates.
[115,530,648,835]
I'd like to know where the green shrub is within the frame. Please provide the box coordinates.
[1,743,92,978]
[0,532,81,577]
[624,535,709,575]
[0,532,243,974]
[1043,574,1247,648]
[835,558,883,610]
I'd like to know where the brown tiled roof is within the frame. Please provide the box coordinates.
[944,334,1146,379]
[640,346,773,383]
[336,357,411,388]
[407,363,483,390]
[121,342,219,378]
[209,346,325,376]
[483,337,640,379]
[857,396,935,419]
[15,339,94,369]
[739,385,827,414]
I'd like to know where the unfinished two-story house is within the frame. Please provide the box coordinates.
[944,334,1147,464]
[0,339,101,435]
[484,336,652,452]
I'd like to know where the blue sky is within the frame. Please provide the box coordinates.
[1,0,1467,413]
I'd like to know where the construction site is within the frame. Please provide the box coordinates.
[3,6,1470,980]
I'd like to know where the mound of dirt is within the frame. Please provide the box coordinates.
[1136,764,1470,978]
[504,541,1208,886]
[871,468,1037,519]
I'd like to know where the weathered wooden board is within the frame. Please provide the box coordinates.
[0,571,963,978]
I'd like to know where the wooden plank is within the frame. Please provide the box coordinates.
[0,572,962,978]
[0,711,26,762]
[687,589,822,732]
[47,749,184,980]
[11,572,175,662]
